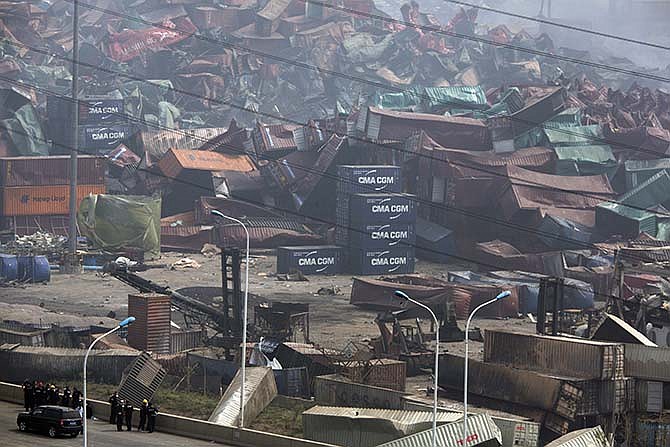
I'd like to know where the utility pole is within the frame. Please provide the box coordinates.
[66,0,80,273]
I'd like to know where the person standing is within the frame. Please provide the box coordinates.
[61,386,71,407]
[124,401,133,431]
[115,400,124,432]
[146,402,158,433]
[34,382,44,407]
[22,379,33,411]
[109,392,119,424]
[71,387,81,409]
[138,399,148,432]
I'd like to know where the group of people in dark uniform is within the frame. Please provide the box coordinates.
[22,379,82,412]
[22,379,158,433]
[108,392,158,433]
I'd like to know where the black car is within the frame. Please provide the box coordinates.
[17,405,82,438]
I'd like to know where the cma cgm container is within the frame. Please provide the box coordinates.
[78,97,125,124]
[0,184,105,216]
[349,248,415,275]
[80,125,133,152]
[276,246,343,275]
[337,165,402,194]
[349,223,416,249]
[348,194,417,224]
[0,156,105,187]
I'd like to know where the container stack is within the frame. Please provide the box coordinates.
[0,156,106,236]
[336,165,416,275]
[48,95,130,156]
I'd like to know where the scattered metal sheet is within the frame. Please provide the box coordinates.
[208,366,277,427]
[302,406,462,447]
[590,313,657,346]
[374,413,502,447]
[544,426,610,447]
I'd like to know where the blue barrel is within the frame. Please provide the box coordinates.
[17,256,51,283]
[0,254,18,281]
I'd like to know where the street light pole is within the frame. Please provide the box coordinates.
[211,210,250,428]
[463,290,510,446]
[394,290,439,447]
[83,316,135,447]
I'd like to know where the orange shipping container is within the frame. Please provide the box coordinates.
[0,184,106,216]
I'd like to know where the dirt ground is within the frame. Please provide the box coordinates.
[0,251,535,356]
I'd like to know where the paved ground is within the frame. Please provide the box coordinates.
[0,401,230,447]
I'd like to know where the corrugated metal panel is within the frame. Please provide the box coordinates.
[337,359,406,391]
[544,426,610,447]
[139,128,228,162]
[127,293,171,354]
[170,329,205,354]
[0,184,105,216]
[625,344,670,381]
[484,330,624,380]
[117,352,167,408]
[438,353,579,418]
[375,413,502,447]
[0,156,105,187]
[490,417,540,447]
[160,225,214,252]
[314,374,408,409]
[208,366,277,427]
[636,380,663,413]
[303,406,462,447]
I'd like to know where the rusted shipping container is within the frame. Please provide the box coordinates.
[438,354,581,419]
[190,5,254,31]
[0,156,105,187]
[158,148,255,179]
[314,374,409,410]
[0,184,105,216]
[625,344,670,382]
[127,293,171,354]
[484,330,624,380]
[336,359,407,391]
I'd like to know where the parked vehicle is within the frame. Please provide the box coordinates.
[17,405,82,438]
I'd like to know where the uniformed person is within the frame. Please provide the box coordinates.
[109,392,120,424]
[138,399,148,432]
[147,402,158,433]
[71,387,81,409]
[61,386,71,407]
[116,400,125,432]
[124,401,133,431]
[22,379,33,411]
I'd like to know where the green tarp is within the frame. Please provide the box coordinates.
[0,103,50,156]
[78,194,161,259]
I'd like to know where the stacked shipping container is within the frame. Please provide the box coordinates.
[336,165,416,275]
[0,156,106,236]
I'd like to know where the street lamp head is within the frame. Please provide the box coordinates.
[495,291,511,300]
[118,316,136,328]
[211,209,225,219]
[394,290,410,300]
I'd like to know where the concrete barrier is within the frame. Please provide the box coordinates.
[0,382,333,447]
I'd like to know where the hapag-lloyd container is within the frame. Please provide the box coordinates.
[276,245,343,275]
[0,184,105,216]
[349,248,415,275]
[349,223,416,249]
[348,193,417,224]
